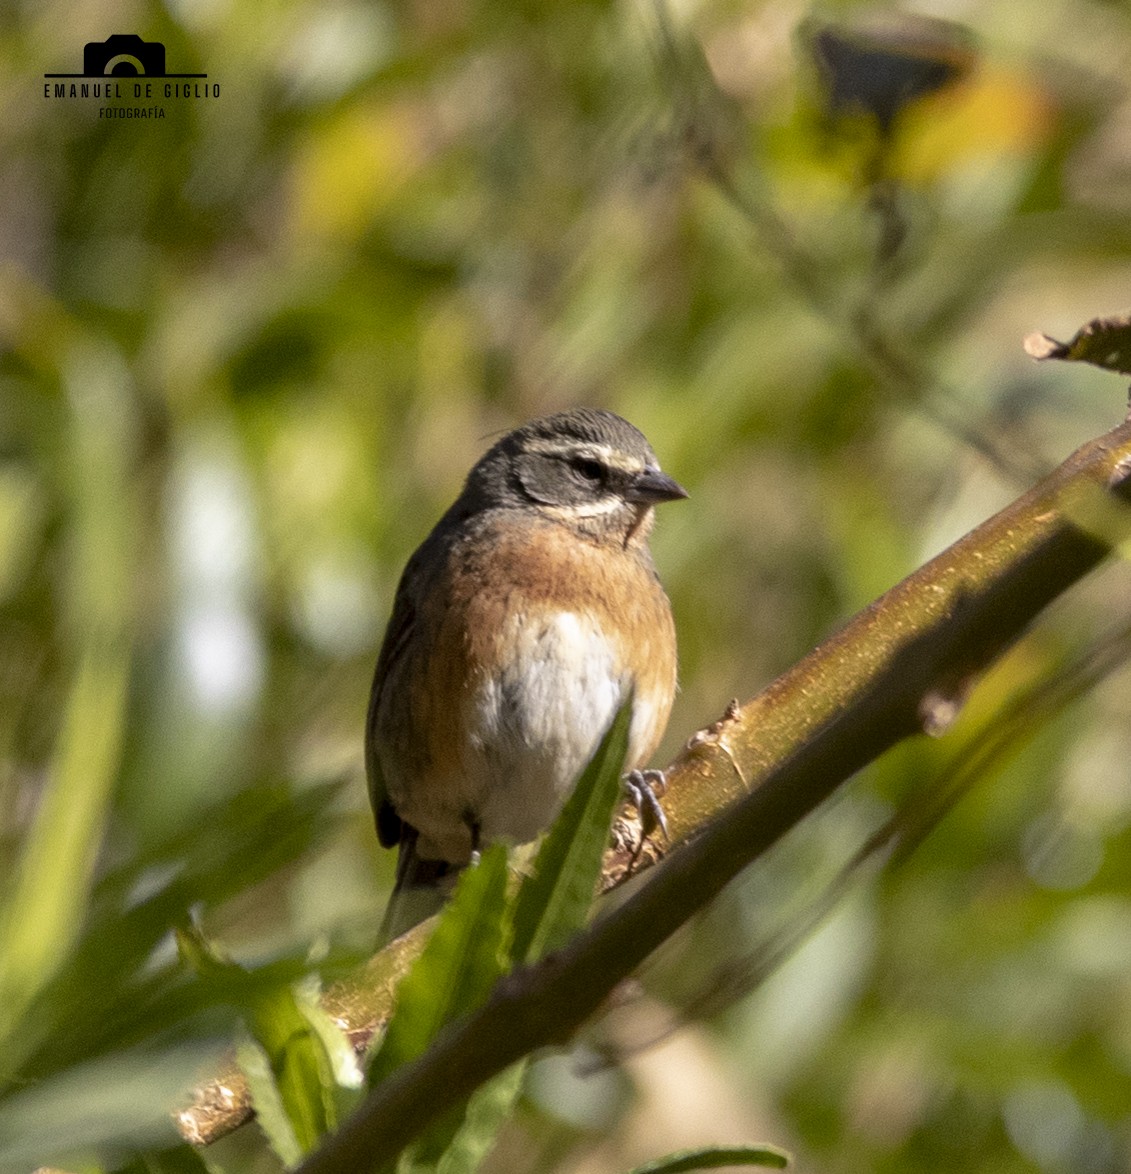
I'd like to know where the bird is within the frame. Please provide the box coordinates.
[366,408,686,941]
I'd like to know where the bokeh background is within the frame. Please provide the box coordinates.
[4,0,1131,1171]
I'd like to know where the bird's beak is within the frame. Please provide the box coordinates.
[625,466,689,505]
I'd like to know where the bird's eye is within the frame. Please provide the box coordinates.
[572,457,605,483]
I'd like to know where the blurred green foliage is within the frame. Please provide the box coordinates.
[3,0,1131,1171]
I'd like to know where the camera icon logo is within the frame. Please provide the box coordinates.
[44,32,207,82]
[84,34,166,77]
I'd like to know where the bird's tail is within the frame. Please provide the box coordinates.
[378,829,461,945]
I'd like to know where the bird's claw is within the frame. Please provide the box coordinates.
[622,768,669,874]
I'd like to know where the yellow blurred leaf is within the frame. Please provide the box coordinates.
[895,64,1056,181]
[289,102,430,242]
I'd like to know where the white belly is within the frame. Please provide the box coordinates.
[467,610,628,843]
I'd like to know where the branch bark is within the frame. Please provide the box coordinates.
[293,416,1131,1173]
[179,414,1131,1151]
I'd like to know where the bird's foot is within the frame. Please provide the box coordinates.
[622,768,669,875]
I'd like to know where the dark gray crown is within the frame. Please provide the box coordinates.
[506,408,657,464]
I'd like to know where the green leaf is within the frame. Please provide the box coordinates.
[625,1144,791,1173]
[433,1063,526,1174]
[368,842,510,1089]
[396,705,633,1172]
[177,924,341,1161]
[393,1063,527,1174]
[249,981,340,1155]
[367,844,511,1173]
[390,703,633,1171]
[237,1031,302,1169]
[294,978,364,1092]
[0,641,131,1046]
[510,698,633,965]
[1,777,346,1090]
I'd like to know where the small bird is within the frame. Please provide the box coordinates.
[366,408,686,940]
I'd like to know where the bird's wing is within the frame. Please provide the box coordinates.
[365,574,417,848]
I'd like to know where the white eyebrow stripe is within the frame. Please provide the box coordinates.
[542,496,625,520]
[523,439,647,475]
